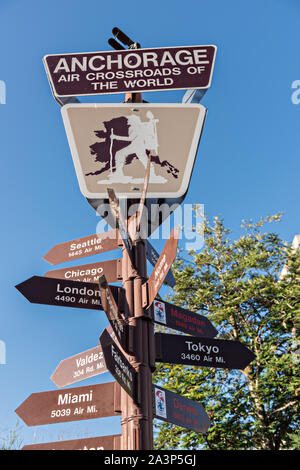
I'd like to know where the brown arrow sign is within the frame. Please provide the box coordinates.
[43,230,119,265]
[143,228,179,308]
[153,385,211,434]
[15,381,121,426]
[22,434,121,450]
[99,275,131,354]
[44,258,122,284]
[51,345,107,388]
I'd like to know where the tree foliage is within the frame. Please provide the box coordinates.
[153,212,300,450]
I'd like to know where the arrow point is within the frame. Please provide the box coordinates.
[42,252,55,265]
[15,278,33,301]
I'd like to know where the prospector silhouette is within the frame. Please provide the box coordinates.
[98,111,167,184]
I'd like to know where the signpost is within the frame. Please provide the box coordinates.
[15,29,256,452]
[44,258,122,284]
[153,299,218,338]
[51,345,107,388]
[15,382,121,426]
[43,229,119,265]
[22,434,121,450]
[153,385,211,434]
[15,276,118,311]
[99,328,138,403]
[44,45,217,98]
[155,333,256,370]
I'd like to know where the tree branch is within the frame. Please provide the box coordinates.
[270,401,297,415]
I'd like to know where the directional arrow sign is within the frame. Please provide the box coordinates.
[15,276,118,311]
[51,345,107,388]
[146,240,176,288]
[153,299,218,338]
[144,229,179,308]
[43,229,119,265]
[99,328,138,403]
[99,275,131,354]
[44,258,122,284]
[153,385,210,434]
[155,333,256,370]
[22,434,121,450]
[15,382,121,426]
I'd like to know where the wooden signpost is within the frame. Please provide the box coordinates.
[15,28,256,451]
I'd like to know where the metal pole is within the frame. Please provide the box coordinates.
[120,91,154,450]
[133,238,154,449]
[121,243,134,450]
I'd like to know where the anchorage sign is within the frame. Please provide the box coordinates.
[43,45,217,97]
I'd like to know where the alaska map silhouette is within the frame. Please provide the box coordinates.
[85,116,179,179]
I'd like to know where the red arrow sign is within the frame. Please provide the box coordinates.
[51,345,108,388]
[43,230,119,265]
[143,229,179,308]
[15,382,121,426]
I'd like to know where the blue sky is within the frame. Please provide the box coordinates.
[0,0,299,447]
